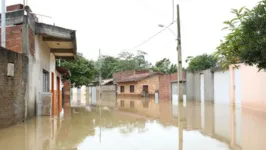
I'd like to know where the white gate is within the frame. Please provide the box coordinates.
[214,71,230,104]
[200,74,205,129]
[91,87,97,105]
[171,82,178,105]
[77,88,81,103]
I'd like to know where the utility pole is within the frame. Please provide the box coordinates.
[176,4,184,150]
[172,0,175,23]
[1,0,6,47]
[99,49,102,103]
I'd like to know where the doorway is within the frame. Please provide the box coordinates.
[51,72,55,116]
[142,85,149,97]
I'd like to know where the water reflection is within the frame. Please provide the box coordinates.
[1,97,266,150]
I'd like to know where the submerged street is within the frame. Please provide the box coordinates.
[0,97,265,150]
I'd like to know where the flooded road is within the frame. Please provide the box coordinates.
[1,97,266,150]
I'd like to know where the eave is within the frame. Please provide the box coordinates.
[35,22,77,60]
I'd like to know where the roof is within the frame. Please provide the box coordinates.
[101,78,114,85]
[117,72,160,83]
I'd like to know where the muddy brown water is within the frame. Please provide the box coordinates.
[0,97,266,150]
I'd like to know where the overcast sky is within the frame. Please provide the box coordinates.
[5,0,260,66]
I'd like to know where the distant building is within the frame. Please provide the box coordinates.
[113,70,186,100]
[113,70,161,97]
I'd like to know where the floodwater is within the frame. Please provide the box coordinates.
[1,97,266,150]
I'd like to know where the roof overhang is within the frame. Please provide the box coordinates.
[35,23,77,60]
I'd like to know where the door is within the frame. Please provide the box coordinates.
[57,76,61,114]
[91,87,97,105]
[143,85,149,97]
[200,74,205,129]
[51,72,55,116]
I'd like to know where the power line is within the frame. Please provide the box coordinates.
[133,20,176,49]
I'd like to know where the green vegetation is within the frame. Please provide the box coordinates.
[59,53,96,87]
[60,50,178,87]
[186,54,217,72]
[214,0,266,70]
[151,58,177,74]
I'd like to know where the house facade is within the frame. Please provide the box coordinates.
[114,71,160,97]
[0,4,76,123]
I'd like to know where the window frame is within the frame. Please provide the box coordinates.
[120,86,125,93]
[43,69,49,92]
[130,85,135,93]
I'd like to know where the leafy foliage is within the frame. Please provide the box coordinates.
[151,58,177,74]
[59,53,96,87]
[96,50,152,79]
[239,0,266,69]
[186,54,217,72]
[214,6,250,69]
[214,0,266,70]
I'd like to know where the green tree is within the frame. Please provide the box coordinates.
[186,54,217,72]
[59,53,96,87]
[152,58,177,74]
[214,6,251,69]
[238,0,266,69]
[97,55,120,79]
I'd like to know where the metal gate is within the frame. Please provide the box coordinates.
[171,82,178,105]
[91,87,97,105]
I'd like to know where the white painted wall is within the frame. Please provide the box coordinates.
[214,71,230,105]
[27,35,60,117]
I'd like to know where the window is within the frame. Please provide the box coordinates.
[130,85,134,93]
[120,86,125,93]
[120,100,124,107]
[43,70,49,92]
[130,101,135,108]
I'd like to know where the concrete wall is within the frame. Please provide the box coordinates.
[230,64,266,112]
[186,69,214,102]
[0,47,28,128]
[117,75,160,96]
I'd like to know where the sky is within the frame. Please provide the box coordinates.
[4,0,260,66]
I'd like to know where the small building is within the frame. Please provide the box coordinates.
[114,70,161,97]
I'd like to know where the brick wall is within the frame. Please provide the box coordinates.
[29,28,35,56]
[159,74,171,100]
[159,72,186,100]
[0,47,28,129]
[0,25,23,53]
[63,80,71,115]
